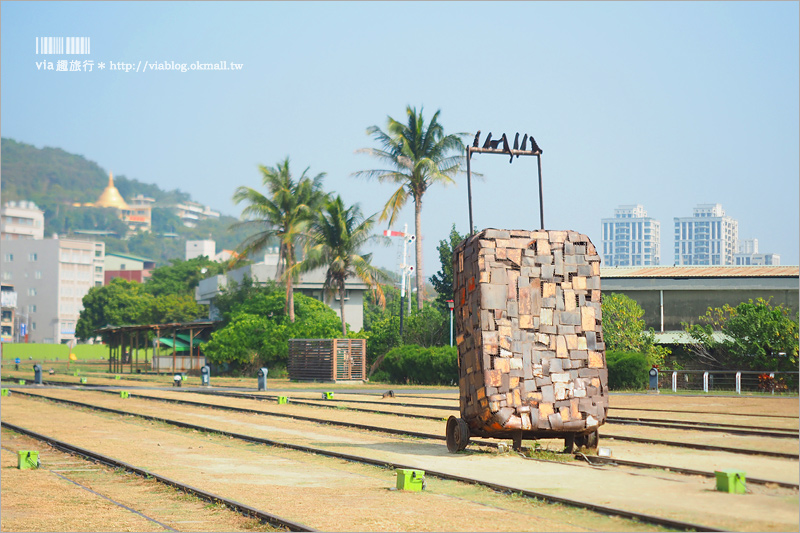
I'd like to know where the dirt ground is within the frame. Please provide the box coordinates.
[1,430,275,532]
[1,399,665,533]
[2,389,798,532]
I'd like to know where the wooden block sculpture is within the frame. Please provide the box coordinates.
[448,228,608,452]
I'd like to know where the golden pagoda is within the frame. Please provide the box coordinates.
[94,172,130,210]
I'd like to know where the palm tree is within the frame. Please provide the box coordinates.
[293,195,387,335]
[355,106,466,309]
[232,157,326,322]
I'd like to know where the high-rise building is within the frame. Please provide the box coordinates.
[734,238,780,266]
[673,204,738,265]
[1,237,105,343]
[1,201,45,240]
[601,205,661,266]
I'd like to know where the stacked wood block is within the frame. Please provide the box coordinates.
[453,229,608,436]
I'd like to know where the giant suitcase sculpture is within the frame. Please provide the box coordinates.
[447,228,608,452]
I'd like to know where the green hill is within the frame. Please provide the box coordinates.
[1,138,251,263]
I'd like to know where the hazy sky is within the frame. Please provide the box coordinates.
[2,1,798,276]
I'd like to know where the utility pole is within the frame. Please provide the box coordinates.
[384,225,415,337]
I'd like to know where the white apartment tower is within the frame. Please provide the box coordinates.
[734,238,780,266]
[674,204,738,265]
[1,201,45,240]
[601,205,661,266]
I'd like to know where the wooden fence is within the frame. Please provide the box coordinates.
[288,339,367,382]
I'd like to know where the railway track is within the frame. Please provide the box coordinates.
[9,378,798,441]
[189,387,798,438]
[1,395,727,532]
[13,388,799,485]
[1,421,314,532]
[611,406,800,420]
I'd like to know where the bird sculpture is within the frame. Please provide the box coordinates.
[472,131,481,148]
[510,133,520,163]
[529,135,542,154]
[502,133,513,162]
[518,133,528,157]
[482,132,493,149]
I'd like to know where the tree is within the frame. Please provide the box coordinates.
[202,292,342,372]
[684,298,799,371]
[355,106,466,310]
[145,256,224,297]
[232,158,326,322]
[293,195,387,335]
[430,224,467,312]
[76,278,155,340]
[601,293,669,365]
[150,293,206,324]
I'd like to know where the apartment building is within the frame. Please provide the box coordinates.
[171,201,220,228]
[601,204,661,266]
[734,239,780,266]
[1,238,105,343]
[1,285,17,342]
[1,201,45,240]
[674,204,738,266]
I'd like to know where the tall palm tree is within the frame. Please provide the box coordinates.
[293,195,387,335]
[355,106,466,309]
[232,157,326,322]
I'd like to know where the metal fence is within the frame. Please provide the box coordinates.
[656,370,799,394]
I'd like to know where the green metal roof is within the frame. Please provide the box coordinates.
[158,337,190,350]
[106,252,155,263]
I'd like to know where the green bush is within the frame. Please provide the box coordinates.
[606,350,650,390]
[374,344,457,385]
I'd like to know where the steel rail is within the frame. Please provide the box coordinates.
[192,387,796,437]
[606,416,798,439]
[6,392,723,532]
[206,390,459,411]
[575,454,799,490]
[93,388,444,439]
[603,434,797,459]
[611,406,800,420]
[99,389,800,459]
[0,422,315,532]
[22,387,799,460]
[13,377,799,437]
[191,389,455,415]
[0,445,178,531]
[17,388,799,469]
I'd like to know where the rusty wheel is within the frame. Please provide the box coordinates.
[574,429,599,451]
[446,416,470,452]
[563,434,575,453]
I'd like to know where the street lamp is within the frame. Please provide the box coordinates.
[447,300,454,347]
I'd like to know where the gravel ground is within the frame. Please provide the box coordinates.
[3,390,798,531]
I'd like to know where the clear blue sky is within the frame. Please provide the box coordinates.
[2,1,798,275]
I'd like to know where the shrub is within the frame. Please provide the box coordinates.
[375,344,457,385]
[606,350,650,390]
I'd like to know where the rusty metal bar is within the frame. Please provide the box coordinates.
[469,147,541,157]
[537,153,544,229]
[466,147,474,236]
[465,135,544,234]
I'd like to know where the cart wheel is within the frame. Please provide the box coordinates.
[585,429,599,451]
[575,430,599,451]
[446,416,470,452]
[564,434,575,454]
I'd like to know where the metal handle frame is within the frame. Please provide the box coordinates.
[465,143,544,236]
